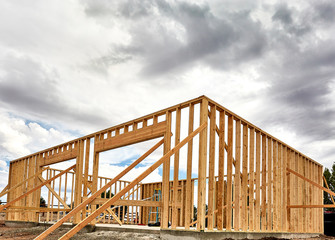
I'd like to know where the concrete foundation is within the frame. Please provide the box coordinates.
[160,229,321,240]
[5,220,38,228]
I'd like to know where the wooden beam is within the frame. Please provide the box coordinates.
[34,139,164,240]
[172,108,181,229]
[217,110,225,230]
[323,175,335,204]
[106,208,122,225]
[162,111,172,229]
[207,105,216,230]
[0,164,75,212]
[38,176,70,209]
[288,204,335,208]
[185,104,194,230]
[249,127,255,231]
[4,206,72,212]
[287,168,335,197]
[197,99,208,231]
[86,198,162,207]
[58,123,207,240]
[241,124,248,231]
[94,121,167,152]
[226,115,233,231]
[261,134,267,231]
[255,131,261,231]
[234,119,241,231]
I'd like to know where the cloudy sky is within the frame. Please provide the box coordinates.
[0,0,335,193]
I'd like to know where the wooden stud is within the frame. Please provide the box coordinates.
[185,104,194,230]
[226,115,233,231]
[234,119,241,231]
[208,105,216,230]
[241,124,248,231]
[162,111,172,229]
[197,99,208,231]
[248,127,255,231]
[217,110,225,230]
[261,134,267,231]
[267,139,273,231]
[172,107,181,229]
[255,131,261,231]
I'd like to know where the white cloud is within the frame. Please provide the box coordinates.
[0,112,76,159]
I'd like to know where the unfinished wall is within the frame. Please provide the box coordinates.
[1,96,323,235]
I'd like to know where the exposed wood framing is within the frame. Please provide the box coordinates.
[0,95,325,238]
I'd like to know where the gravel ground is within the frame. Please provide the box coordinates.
[0,223,160,240]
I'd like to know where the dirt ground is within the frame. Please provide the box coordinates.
[0,222,160,240]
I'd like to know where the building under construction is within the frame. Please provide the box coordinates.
[0,96,330,239]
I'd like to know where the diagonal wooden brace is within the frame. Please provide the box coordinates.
[38,176,70,209]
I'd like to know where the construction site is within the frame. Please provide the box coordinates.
[0,95,333,240]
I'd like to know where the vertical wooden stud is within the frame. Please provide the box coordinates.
[197,98,208,231]
[208,105,216,230]
[217,110,225,230]
[185,104,194,229]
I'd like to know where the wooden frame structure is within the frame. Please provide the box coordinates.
[0,96,326,239]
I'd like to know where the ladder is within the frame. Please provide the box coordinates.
[148,189,161,225]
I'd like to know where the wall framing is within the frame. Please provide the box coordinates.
[0,96,325,239]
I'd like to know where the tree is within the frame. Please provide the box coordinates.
[40,196,47,208]
[323,163,335,212]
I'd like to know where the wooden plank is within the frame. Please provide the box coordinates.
[287,167,335,197]
[94,121,167,152]
[217,110,225,230]
[39,145,78,167]
[234,119,241,231]
[272,140,277,231]
[172,108,181,229]
[208,105,216,230]
[35,138,164,239]
[277,143,282,231]
[268,139,273,231]
[185,104,194,230]
[288,204,335,208]
[57,122,207,240]
[261,134,267,231]
[106,208,122,225]
[255,131,261,231]
[298,155,303,232]
[282,146,287,232]
[241,124,248,231]
[248,127,255,231]
[162,111,172,229]
[83,138,90,196]
[319,166,323,233]
[0,164,76,212]
[197,98,208,231]
[226,115,233,231]
[74,140,84,223]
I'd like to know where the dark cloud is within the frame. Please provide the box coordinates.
[260,2,335,142]
[0,53,109,131]
[272,4,293,25]
[83,0,268,77]
[314,1,335,23]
